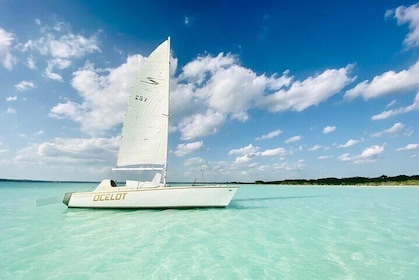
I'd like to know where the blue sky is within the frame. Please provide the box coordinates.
[0,0,418,182]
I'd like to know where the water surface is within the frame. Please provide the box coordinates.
[1,182,417,279]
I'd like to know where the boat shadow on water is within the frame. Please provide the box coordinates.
[229,195,324,209]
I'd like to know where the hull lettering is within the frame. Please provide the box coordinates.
[93,193,127,202]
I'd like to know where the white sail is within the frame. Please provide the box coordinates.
[116,38,170,169]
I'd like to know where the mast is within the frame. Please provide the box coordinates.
[163,36,170,186]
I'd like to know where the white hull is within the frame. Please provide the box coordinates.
[63,184,239,209]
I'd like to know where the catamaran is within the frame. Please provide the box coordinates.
[63,38,239,208]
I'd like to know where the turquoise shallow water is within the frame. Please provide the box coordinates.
[0,182,418,279]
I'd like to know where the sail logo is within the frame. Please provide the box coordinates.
[141,76,159,85]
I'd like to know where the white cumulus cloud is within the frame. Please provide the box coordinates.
[14,137,118,166]
[338,153,351,161]
[48,46,354,143]
[396,143,419,151]
[21,30,100,59]
[0,27,17,70]
[323,126,336,134]
[6,96,18,102]
[235,153,257,164]
[345,61,419,100]
[18,20,100,81]
[353,145,385,164]
[49,56,145,136]
[285,135,302,143]
[259,65,354,112]
[386,3,419,48]
[338,144,385,164]
[229,144,259,156]
[171,53,352,141]
[372,92,419,120]
[260,147,287,157]
[371,122,409,137]
[338,139,362,148]
[14,81,35,91]
[178,109,226,140]
[174,141,204,157]
[308,145,323,151]
[255,129,282,140]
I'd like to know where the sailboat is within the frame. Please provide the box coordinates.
[63,38,239,208]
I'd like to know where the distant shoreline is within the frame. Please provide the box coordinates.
[230,175,419,186]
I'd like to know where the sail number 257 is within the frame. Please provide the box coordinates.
[135,95,147,102]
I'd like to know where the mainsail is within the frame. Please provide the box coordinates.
[116,38,170,170]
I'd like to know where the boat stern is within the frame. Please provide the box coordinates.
[63,192,73,206]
